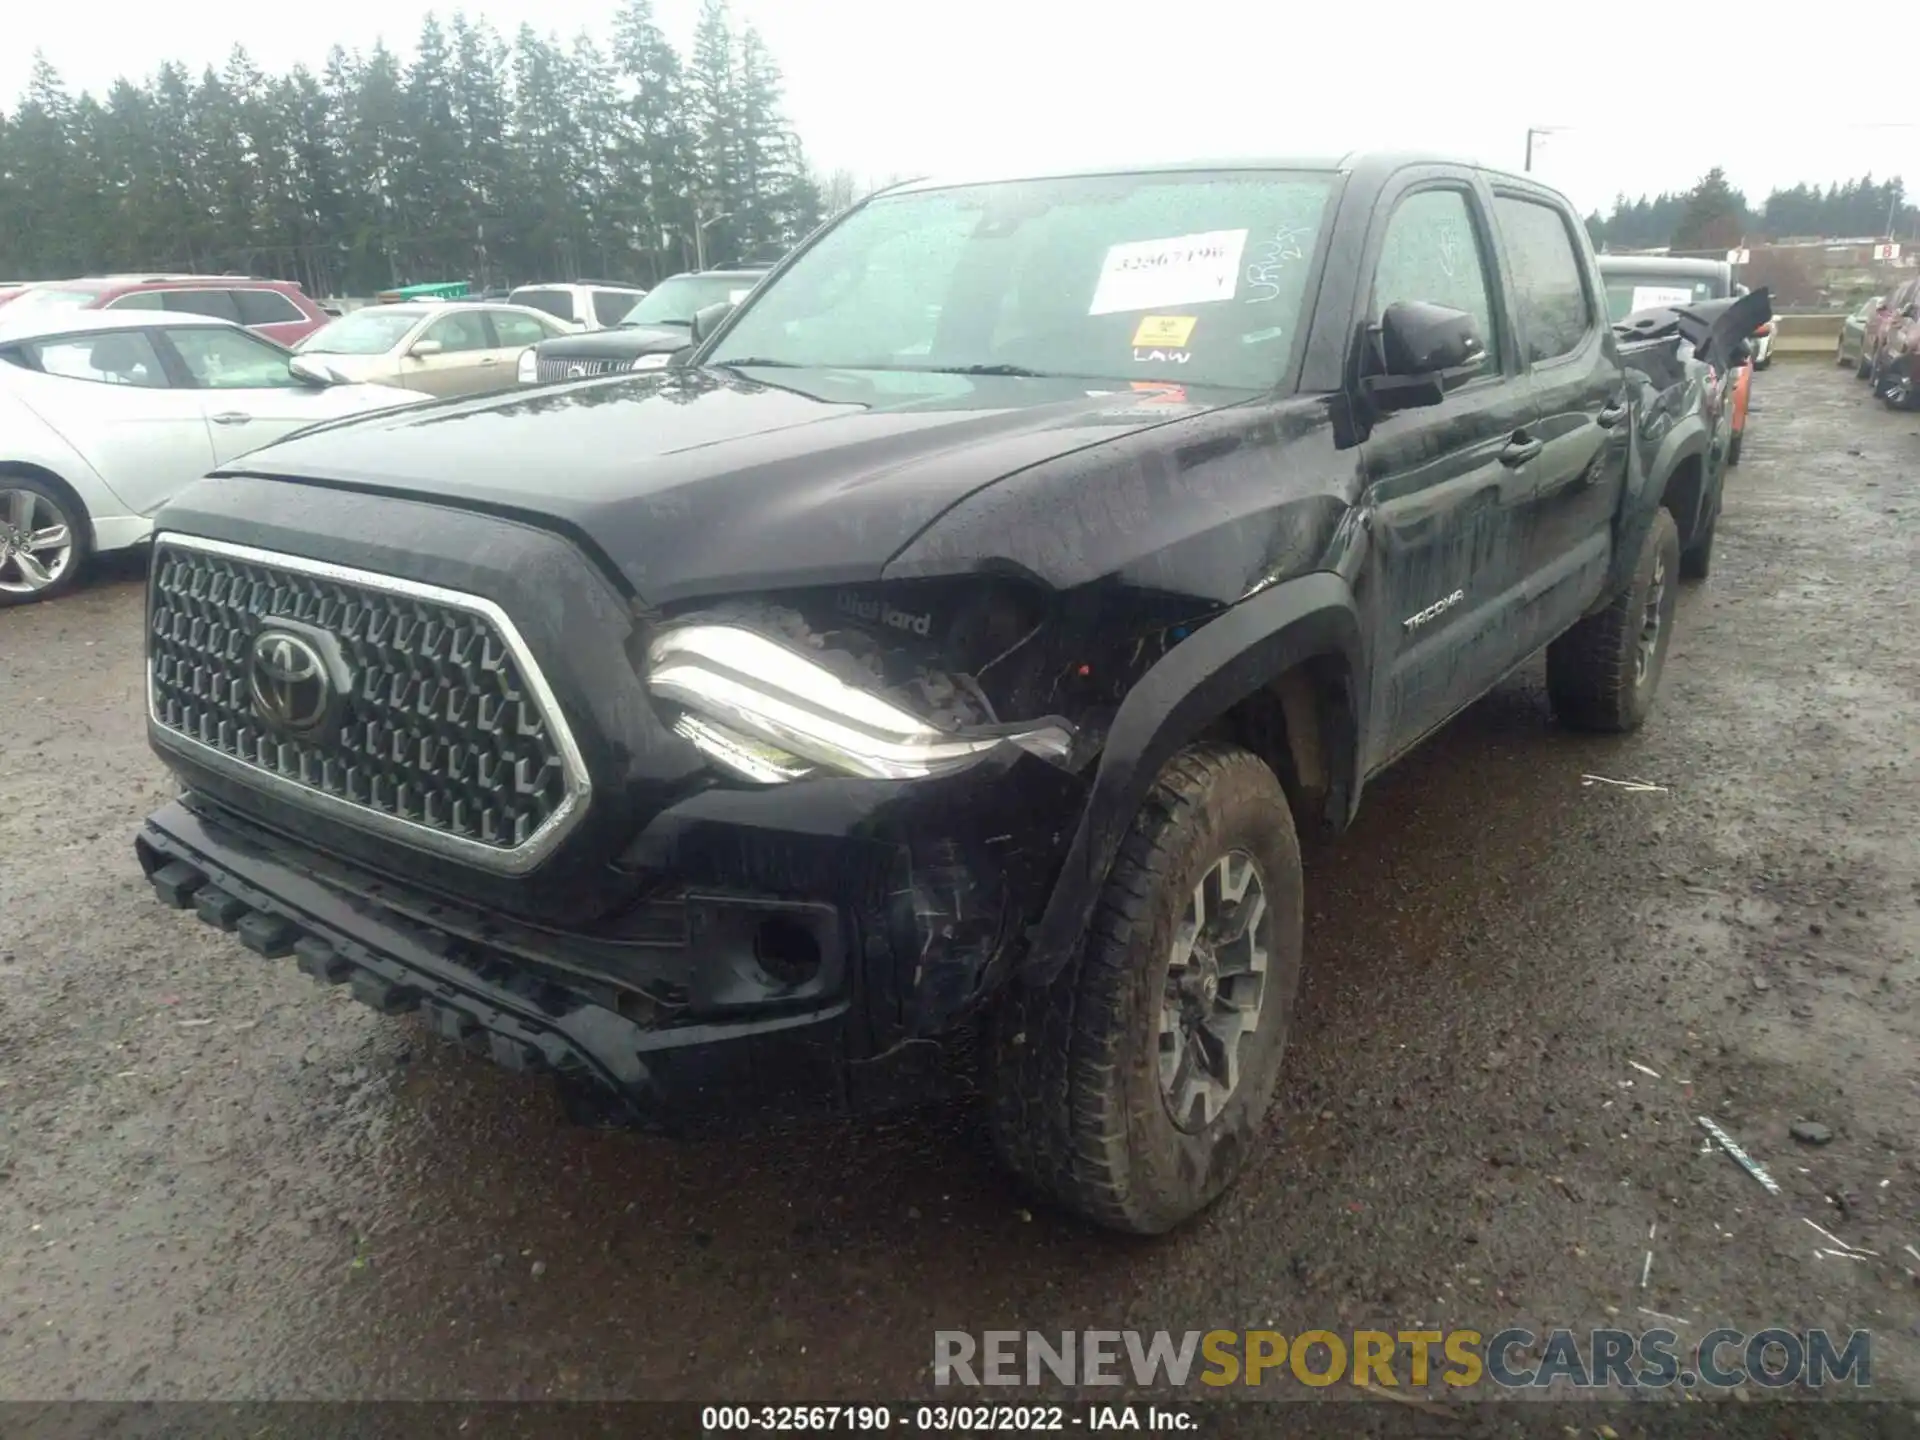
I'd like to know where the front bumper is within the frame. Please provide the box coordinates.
[136,741,1081,1125]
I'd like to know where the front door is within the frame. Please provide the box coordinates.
[400,311,498,396]
[1356,180,1537,768]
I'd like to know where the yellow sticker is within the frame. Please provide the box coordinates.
[1131,315,1197,348]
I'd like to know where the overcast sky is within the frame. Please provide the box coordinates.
[7,0,1916,225]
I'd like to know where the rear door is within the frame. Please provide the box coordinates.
[1355,171,1537,765]
[8,328,215,517]
[1489,190,1626,651]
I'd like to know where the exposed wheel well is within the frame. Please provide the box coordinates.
[1200,652,1359,836]
[0,461,94,547]
[1660,453,1706,550]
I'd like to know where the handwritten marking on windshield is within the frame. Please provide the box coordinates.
[1245,224,1312,302]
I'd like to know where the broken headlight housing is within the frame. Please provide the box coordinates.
[647,624,1073,785]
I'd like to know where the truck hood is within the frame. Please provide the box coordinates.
[209,366,1243,603]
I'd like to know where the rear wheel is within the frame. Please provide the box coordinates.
[1726,429,1744,467]
[986,744,1302,1234]
[1855,351,1873,380]
[1679,496,1718,581]
[0,477,87,606]
[1547,508,1681,733]
[1886,362,1918,412]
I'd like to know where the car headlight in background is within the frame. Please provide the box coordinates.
[515,348,537,384]
[630,352,672,371]
[647,624,1073,784]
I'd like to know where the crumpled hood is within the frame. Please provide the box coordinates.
[205,366,1239,604]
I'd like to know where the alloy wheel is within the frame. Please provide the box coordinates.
[1635,549,1667,686]
[1159,849,1270,1133]
[0,488,76,596]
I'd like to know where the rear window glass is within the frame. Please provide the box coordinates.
[1600,272,1725,321]
[232,289,305,325]
[592,290,638,326]
[509,288,574,322]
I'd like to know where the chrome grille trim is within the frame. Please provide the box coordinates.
[536,356,629,382]
[146,533,592,876]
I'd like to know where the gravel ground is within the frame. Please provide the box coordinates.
[1,362,1916,1405]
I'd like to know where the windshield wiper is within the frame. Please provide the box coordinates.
[713,356,804,368]
[911,362,1052,378]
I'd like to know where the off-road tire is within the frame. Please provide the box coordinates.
[1547,507,1681,733]
[985,744,1303,1235]
[1855,352,1873,380]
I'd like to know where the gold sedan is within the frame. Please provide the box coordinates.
[292,302,572,397]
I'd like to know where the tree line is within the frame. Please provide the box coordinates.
[0,0,824,295]
[1586,170,1915,252]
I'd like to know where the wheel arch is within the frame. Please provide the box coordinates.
[1020,572,1366,985]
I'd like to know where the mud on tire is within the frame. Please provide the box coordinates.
[985,744,1303,1235]
[1547,507,1681,733]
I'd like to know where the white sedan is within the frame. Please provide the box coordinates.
[0,311,426,605]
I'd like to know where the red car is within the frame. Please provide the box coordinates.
[0,274,329,346]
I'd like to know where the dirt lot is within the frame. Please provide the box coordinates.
[1,362,1916,1405]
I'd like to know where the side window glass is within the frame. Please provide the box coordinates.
[232,289,304,325]
[168,326,299,389]
[104,292,165,311]
[490,310,553,348]
[161,289,244,322]
[423,312,490,353]
[1493,196,1594,364]
[1371,189,1497,374]
[29,332,170,387]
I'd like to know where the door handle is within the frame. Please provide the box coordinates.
[209,412,252,426]
[1597,401,1628,428]
[1498,432,1543,467]
[479,357,499,365]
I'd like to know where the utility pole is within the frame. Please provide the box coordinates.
[1523,126,1565,173]
[693,206,733,272]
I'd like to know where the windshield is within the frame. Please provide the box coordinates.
[708,171,1335,387]
[1602,273,1726,322]
[6,288,101,312]
[621,275,758,326]
[296,310,421,355]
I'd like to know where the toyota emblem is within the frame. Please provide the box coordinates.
[249,630,335,736]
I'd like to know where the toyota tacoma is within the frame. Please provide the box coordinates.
[135,155,1761,1233]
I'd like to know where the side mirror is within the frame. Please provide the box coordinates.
[409,339,443,358]
[1362,301,1486,411]
[689,301,736,343]
[288,355,336,387]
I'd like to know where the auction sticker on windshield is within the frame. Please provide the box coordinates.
[1131,315,1197,348]
[1630,285,1695,312]
[1090,230,1248,315]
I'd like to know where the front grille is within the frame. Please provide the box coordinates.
[537,356,629,383]
[147,535,589,873]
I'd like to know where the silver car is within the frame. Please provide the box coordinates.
[294,302,571,396]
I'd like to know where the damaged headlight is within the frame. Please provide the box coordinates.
[647,624,1073,784]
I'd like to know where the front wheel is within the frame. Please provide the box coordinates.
[1883,361,1917,412]
[1546,507,1681,733]
[0,475,88,606]
[986,744,1303,1234]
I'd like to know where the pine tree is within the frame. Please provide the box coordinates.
[686,0,738,267]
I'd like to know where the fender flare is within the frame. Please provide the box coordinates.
[1020,572,1366,985]
[1602,418,1709,605]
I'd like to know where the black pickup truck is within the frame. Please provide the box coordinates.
[134,154,1758,1234]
